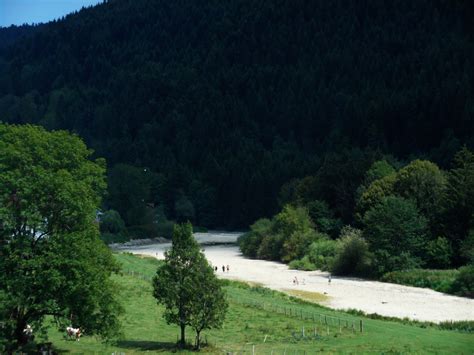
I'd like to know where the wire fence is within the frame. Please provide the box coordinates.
[227,293,363,334]
[221,345,323,355]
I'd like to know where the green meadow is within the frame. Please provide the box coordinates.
[44,253,473,354]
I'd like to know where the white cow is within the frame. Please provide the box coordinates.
[23,324,33,337]
[66,326,82,341]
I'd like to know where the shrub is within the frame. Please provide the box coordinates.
[306,237,337,271]
[272,205,313,238]
[332,226,372,276]
[381,269,458,294]
[193,226,208,233]
[240,206,317,263]
[100,232,130,244]
[289,256,316,271]
[100,209,126,234]
[99,210,129,244]
[438,321,474,333]
[373,250,422,276]
[257,233,285,261]
[450,265,474,298]
[282,229,321,262]
[238,218,273,258]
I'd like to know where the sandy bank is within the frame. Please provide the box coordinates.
[117,232,474,323]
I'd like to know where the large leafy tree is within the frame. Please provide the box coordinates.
[394,159,447,233]
[153,223,227,349]
[363,196,428,275]
[0,124,121,351]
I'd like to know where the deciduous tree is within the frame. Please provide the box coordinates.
[152,223,227,349]
[0,124,121,352]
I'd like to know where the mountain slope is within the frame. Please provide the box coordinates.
[0,0,472,227]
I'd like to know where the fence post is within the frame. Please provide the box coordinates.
[360,320,363,333]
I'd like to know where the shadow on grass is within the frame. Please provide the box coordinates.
[116,339,179,352]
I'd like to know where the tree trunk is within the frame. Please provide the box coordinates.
[13,318,28,351]
[180,323,186,347]
[195,330,201,350]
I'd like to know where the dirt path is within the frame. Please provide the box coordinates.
[116,232,474,323]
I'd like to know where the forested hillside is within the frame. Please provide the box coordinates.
[0,0,473,229]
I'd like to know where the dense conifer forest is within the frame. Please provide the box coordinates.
[0,0,473,231]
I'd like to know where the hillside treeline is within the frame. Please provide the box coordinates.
[0,0,473,229]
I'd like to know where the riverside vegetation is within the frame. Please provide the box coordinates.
[238,152,474,297]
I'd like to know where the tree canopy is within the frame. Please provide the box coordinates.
[0,124,121,351]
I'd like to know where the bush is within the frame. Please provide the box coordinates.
[238,218,272,258]
[100,232,130,244]
[193,226,208,233]
[272,205,313,238]
[100,209,126,234]
[239,206,316,263]
[332,226,372,276]
[289,256,316,271]
[257,233,284,261]
[381,269,458,294]
[282,229,321,262]
[306,237,337,271]
[373,250,422,276]
[450,265,474,298]
[438,321,474,333]
[99,210,129,244]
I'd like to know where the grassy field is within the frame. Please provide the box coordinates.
[42,253,474,354]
